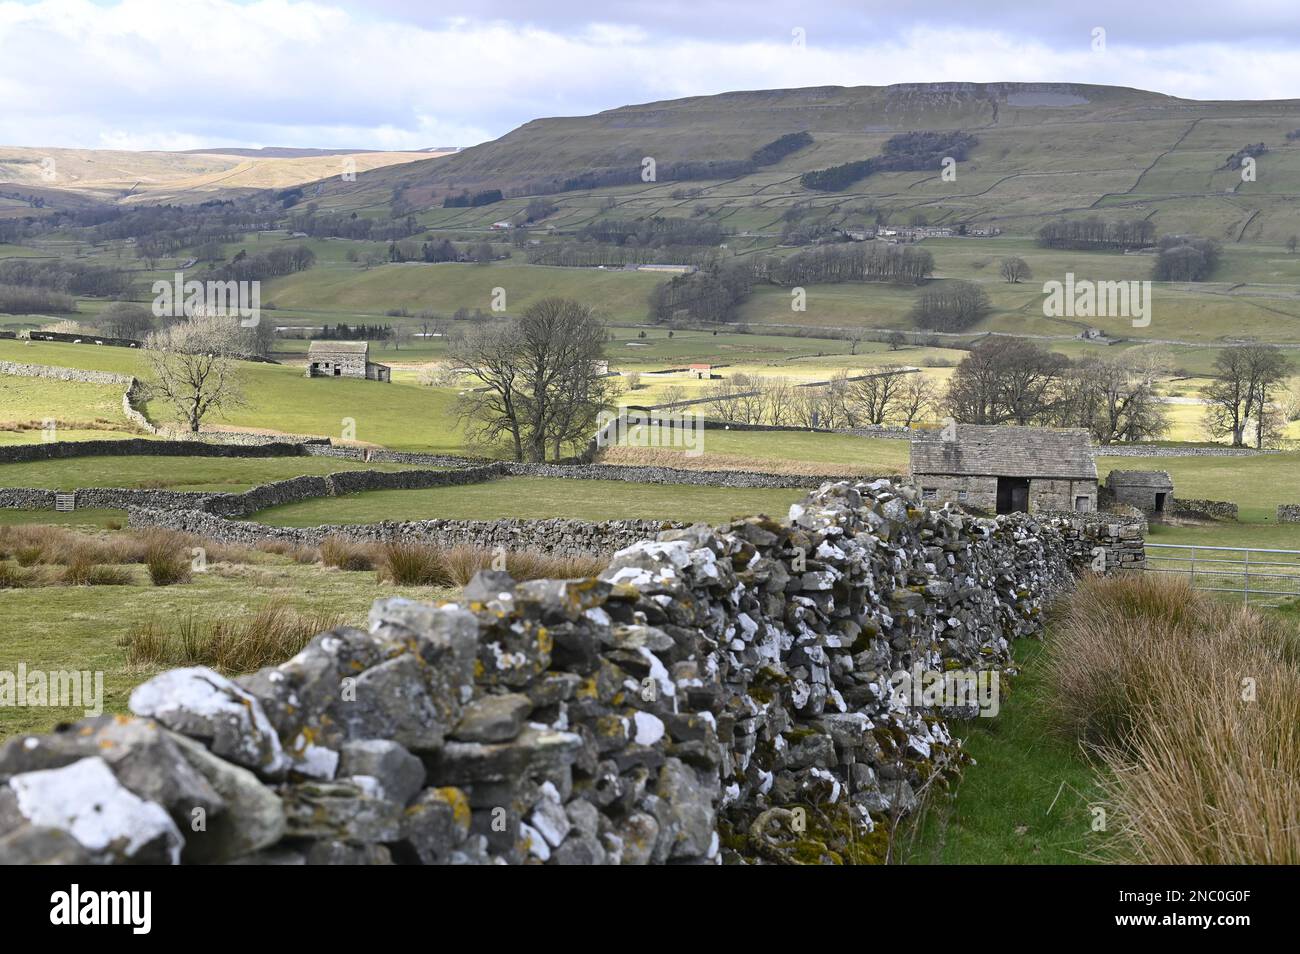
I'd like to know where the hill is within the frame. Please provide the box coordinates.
[0,146,451,210]
[308,82,1300,241]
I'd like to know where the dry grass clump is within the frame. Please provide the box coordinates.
[376,541,454,586]
[0,560,35,588]
[1047,574,1300,863]
[319,535,377,571]
[122,600,346,673]
[58,553,133,586]
[372,539,609,587]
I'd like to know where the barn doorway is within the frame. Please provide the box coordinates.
[996,477,1030,514]
[1155,492,1167,513]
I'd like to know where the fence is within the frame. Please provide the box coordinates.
[1144,543,1300,604]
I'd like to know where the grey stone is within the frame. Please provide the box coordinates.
[451,693,532,743]
[338,740,425,805]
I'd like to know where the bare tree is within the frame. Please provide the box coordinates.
[1067,354,1168,445]
[999,257,1032,283]
[845,369,906,425]
[761,377,795,425]
[895,373,938,427]
[1203,345,1293,447]
[450,298,612,461]
[144,316,246,434]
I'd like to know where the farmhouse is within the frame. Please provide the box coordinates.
[1106,470,1173,514]
[304,341,391,382]
[688,363,713,379]
[909,424,1098,514]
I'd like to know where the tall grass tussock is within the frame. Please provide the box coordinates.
[1047,575,1300,864]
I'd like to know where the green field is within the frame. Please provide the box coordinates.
[253,475,805,526]
[0,559,453,739]
[0,454,419,492]
[0,339,467,452]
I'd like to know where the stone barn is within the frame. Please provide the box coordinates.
[1106,470,1173,514]
[909,424,1097,514]
[305,341,391,382]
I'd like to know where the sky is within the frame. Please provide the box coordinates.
[4,0,1300,151]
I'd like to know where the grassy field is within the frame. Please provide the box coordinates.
[901,638,1102,865]
[0,454,420,492]
[1097,451,1300,523]
[0,558,454,739]
[253,475,805,526]
[606,430,909,475]
[0,339,467,452]
[0,507,126,528]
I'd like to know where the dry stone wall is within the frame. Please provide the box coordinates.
[2,479,1102,865]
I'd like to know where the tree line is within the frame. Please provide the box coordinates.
[800,130,977,192]
[0,258,133,297]
[1036,217,1156,250]
[510,131,813,198]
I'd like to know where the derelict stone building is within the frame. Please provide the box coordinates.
[305,341,391,382]
[1106,470,1173,514]
[909,424,1097,514]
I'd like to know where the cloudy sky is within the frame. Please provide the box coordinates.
[4,0,1300,151]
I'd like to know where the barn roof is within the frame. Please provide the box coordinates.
[1106,470,1173,489]
[910,424,1097,480]
[307,340,369,356]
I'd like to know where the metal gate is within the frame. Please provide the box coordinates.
[1144,543,1300,604]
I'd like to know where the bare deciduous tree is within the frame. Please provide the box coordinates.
[999,257,1032,283]
[144,316,247,434]
[1204,345,1293,447]
[449,298,613,461]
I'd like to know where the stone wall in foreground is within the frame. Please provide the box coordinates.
[0,479,1092,865]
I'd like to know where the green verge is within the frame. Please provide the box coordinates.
[899,638,1103,865]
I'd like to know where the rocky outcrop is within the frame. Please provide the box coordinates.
[1,479,1089,865]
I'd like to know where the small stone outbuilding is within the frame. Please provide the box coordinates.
[909,424,1097,514]
[305,341,391,382]
[1106,470,1173,514]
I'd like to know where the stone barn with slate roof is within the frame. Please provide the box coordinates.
[909,424,1097,514]
[305,341,390,382]
[1106,470,1173,514]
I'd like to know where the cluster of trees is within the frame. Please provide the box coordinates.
[0,283,74,315]
[577,216,725,248]
[909,280,991,331]
[1203,345,1294,447]
[207,245,315,283]
[516,132,813,198]
[448,298,616,461]
[308,322,395,341]
[442,189,504,208]
[800,130,977,192]
[1036,217,1157,250]
[753,243,934,286]
[286,211,422,241]
[694,370,936,429]
[647,262,754,324]
[1223,143,1267,170]
[90,201,266,256]
[944,338,1170,444]
[1152,235,1221,282]
[383,239,495,264]
[528,243,721,268]
[0,259,132,297]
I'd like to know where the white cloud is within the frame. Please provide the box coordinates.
[0,0,1298,150]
